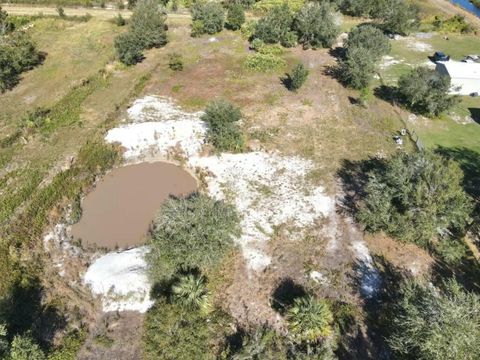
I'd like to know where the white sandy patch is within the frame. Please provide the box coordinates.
[380,55,404,69]
[83,247,153,313]
[106,96,334,272]
[350,239,381,299]
[190,152,334,271]
[406,40,433,52]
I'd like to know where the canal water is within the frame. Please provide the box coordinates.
[451,0,480,17]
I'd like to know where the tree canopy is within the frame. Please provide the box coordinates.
[397,67,459,116]
[147,193,240,281]
[253,4,294,46]
[293,2,339,49]
[191,1,225,37]
[357,151,473,248]
[388,280,480,360]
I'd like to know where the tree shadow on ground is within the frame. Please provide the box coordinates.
[336,157,387,216]
[0,277,67,347]
[270,278,307,315]
[469,108,480,124]
[373,85,400,105]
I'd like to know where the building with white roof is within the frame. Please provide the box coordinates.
[435,61,480,96]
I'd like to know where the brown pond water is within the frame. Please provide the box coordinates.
[72,162,197,249]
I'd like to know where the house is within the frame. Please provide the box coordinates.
[435,61,480,96]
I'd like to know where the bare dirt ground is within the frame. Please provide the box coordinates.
[1,3,133,18]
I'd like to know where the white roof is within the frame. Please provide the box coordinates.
[437,61,480,80]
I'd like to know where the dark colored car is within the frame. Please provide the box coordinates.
[432,51,450,62]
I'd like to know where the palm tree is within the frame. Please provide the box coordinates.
[286,296,333,343]
[171,274,212,314]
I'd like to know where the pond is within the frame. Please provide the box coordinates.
[451,0,480,17]
[72,162,197,249]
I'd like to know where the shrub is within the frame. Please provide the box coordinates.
[337,45,376,89]
[115,0,167,65]
[244,53,286,72]
[114,32,144,66]
[343,25,391,61]
[113,13,126,26]
[294,2,339,49]
[226,4,245,31]
[357,151,473,248]
[168,53,184,71]
[398,67,459,116]
[0,32,43,92]
[143,299,231,360]
[254,4,293,45]
[286,296,333,343]
[201,100,245,152]
[253,0,305,13]
[129,0,167,49]
[0,6,15,35]
[240,19,257,39]
[284,63,309,91]
[10,334,45,360]
[387,280,480,359]
[171,274,212,314]
[432,15,473,34]
[56,6,66,18]
[191,1,225,36]
[147,193,240,280]
[378,0,419,35]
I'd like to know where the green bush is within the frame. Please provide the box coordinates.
[343,25,391,61]
[358,151,473,248]
[398,67,459,116]
[10,334,45,360]
[168,52,184,71]
[432,15,473,34]
[244,53,286,72]
[114,32,144,66]
[143,299,231,360]
[226,4,245,31]
[113,13,126,26]
[0,6,15,35]
[191,1,225,36]
[387,280,480,360]
[284,63,309,91]
[201,100,245,152]
[0,32,43,92]
[253,4,293,45]
[240,19,257,40]
[115,0,167,65]
[147,193,240,280]
[253,0,305,13]
[286,296,333,343]
[294,2,339,49]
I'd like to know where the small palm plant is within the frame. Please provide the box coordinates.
[286,296,333,343]
[171,274,212,315]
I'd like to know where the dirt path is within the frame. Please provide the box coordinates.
[428,0,480,28]
[1,3,191,19]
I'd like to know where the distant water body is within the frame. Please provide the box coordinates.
[451,0,480,17]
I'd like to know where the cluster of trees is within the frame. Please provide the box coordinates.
[337,24,391,89]
[190,1,245,37]
[253,2,339,49]
[114,0,167,65]
[0,7,43,92]
[357,151,473,263]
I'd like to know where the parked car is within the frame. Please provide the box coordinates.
[432,51,450,62]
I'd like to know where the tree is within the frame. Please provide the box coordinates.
[201,100,245,152]
[337,45,376,89]
[191,1,225,37]
[147,193,240,280]
[114,32,144,65]
[226,4,245,31]
[397,67,459,116]
[378,0,419,35]
[294,2,339,49]
[387,280,480,360]
[129,0,167,49]
[357,151,473,248]
[343,25,391,61]
[254,4,294,46]
[284,63,309,91]
[286,296,333,343]
[10,334,45,360]
[171,274,211,312]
